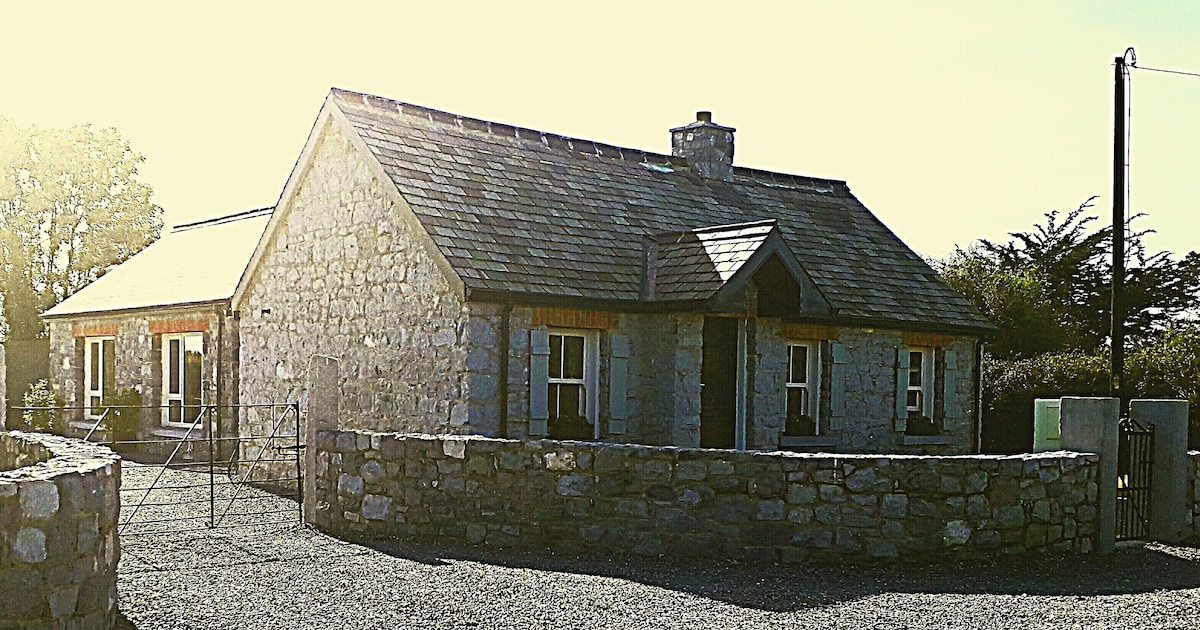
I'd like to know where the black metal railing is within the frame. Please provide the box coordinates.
[1116,416,1154,541]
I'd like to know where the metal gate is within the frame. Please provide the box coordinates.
[15,403,303,537]
[1116,416,1154,541]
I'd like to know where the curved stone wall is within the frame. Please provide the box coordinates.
[1,431,121,628]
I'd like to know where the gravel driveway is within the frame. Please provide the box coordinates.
[114,464,1200,629]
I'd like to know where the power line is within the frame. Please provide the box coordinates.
[1131,64,1200,79]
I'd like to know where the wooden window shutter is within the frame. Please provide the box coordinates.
[828,342,848,430]
[894,348,910,431]
[943,349,960,418]
[529,329,550,435]
[608,334,630,431]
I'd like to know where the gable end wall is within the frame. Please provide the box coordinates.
[238,119,470,437]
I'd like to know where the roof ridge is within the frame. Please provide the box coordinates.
[331,87,683,169]
[733,166,846,193]
[172,207,274,232]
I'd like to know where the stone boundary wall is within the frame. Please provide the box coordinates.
[312,431,1099,562]
[1,431,121,628]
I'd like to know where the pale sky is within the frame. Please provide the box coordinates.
[2,1,1198,260]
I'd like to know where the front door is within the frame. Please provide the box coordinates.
[700,317,738,448]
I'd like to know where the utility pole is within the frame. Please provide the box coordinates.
[1111,48,1134,400]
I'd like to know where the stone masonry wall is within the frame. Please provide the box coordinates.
[46,308,229,436]
[768,324,977,454]
[466,307,976,453]
[312,430,1099,562]
[491,308,694,447]
[0,431,121,628]
[238,118,469,442]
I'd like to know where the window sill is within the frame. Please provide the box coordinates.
[779,436,840,448]
[150,425,206,439]
[902,435,956,446]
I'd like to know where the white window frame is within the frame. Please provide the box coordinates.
[546,328,599,438]
[905,347,935,418]
[83,336,116,422]
[785,341,821,434]
[161,332,205,428]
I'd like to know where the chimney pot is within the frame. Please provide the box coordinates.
[696,111,712,123]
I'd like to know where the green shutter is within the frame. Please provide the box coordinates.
[609,334,629,428]
[530,329,550,435]
[895,348,910,423]
[943,349,960,419]
[828,342,848,430]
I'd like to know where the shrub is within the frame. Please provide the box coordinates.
[21,380,64,434]
[100,388,142,442]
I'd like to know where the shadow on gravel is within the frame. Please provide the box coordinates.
[113,608,138,629]
[362,538,1200,612]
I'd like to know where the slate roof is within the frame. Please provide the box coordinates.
[329,89,993,332]
[43,208,272,318]
[654,220,776,301]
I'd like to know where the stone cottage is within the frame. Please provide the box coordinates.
[42,208,271,440]
[234,89,994,455]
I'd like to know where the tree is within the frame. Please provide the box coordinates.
[0,116,162,338]
[939,197,1200,359]
[940,199,1200,451]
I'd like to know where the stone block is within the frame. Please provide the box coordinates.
[757,500,785,521]
[792,528,833,549]
[544,451,576,471]
[814,504,841,525]
[442,439,467,460]
[944,520,971,546]
[20,481,59,519]
[359,460,386,485]
[362,495,392,521]
[880,494,908,519]
[615,499,650,519]
[657,508,700,532]
[675,461,707,481]
[636,460,672,482]
[13,527,47,563]
[337,474,365,497]
[964,471,989,494]
[818,484,845,503]
[845,468,877,492]
[966,495,990,520]
[993,505,1025,529]
[556,474,593,497]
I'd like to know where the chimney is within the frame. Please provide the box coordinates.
[670,111,736,181]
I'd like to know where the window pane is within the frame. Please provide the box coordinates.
[89,396,101,411]
[89,342,100,390]
[909,351,923,387]
[562,336,584,380]
[907,389,922,413]
[169,400,182,424]
[560,383,584,418]
[184,345,202,411]
[786,386,809,419]
[549,335,563,379]
[547,383,560,419]
[789,345,808,385]
[168,338,181,394]
[102,340,116,399]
